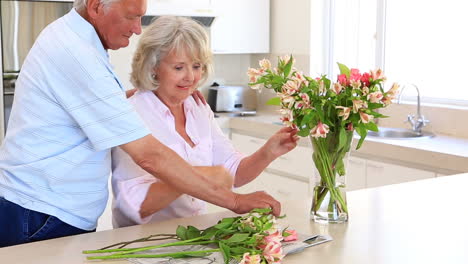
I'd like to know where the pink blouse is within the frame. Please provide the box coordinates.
[111,90,245,228]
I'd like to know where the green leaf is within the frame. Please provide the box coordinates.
[250,208,273,214]
[229,246,252,255]
[225,233,250,243]
[186,226,202,239]
[297,128,310,137]
[365,122,379,132]
[355,125,368,150]
[300,110,316,127]
[266,96,281,106]
[338,126,346,151]
[218,241,231,264]
[214,217,236,229]
[283,55,294,77]
[176,226,187,240]
[201,226,219,240]
[337,62,350,77]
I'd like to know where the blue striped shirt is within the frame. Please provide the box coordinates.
[0,9,150,230]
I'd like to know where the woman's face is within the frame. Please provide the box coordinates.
[154,48,203,103]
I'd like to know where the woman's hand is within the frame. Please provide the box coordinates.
[264,127,299,159]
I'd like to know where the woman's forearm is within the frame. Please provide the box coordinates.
[139,182,181,219]
[234,145,276,187]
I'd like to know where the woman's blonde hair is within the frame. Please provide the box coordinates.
[131,16,213,91]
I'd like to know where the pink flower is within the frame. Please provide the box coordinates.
[282,229,298,242]
[336,106,351,120]
[310,122,329,138]
[299,93,310,105]
[279,108,295,127]
[282,80,300,95]
[350,68,361,81]
[350,79,361,89]
[332,82,342,94]
[368,91,383,103]
[361,86,369,96]
[263,230,284,245]
[352,99,366,113]
[337,74,348,86]
[359,111,373,123]
[318,80,326,94]
[240,253,261,264]
[262,241,284,264]
[247,68,264,83]
[259,59,272,70]
[386,83,400,98]
[346,122,354,131]
[370,69,386,81]
[292,72,309,87]
[360,72,370,87]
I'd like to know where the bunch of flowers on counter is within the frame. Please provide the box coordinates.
[83,208,298,264]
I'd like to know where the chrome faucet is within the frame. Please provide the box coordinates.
[397,84,429,135]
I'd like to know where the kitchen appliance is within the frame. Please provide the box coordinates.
[0,0,73,139]
[207,83,257,115]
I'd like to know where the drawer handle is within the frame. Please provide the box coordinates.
[277,189,291,196]
[277,156,288,161]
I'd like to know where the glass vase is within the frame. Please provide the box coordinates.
[309,129,353,223]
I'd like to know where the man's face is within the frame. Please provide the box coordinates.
[93,0,146,50]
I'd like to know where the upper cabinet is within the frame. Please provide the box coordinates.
[210,0,270,54]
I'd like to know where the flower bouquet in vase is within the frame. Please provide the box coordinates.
[248,56,399,223]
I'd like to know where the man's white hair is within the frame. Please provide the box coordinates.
[73,0,121,12]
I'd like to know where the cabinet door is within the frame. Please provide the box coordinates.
[366,160,435,188]
[235,172,309,203]
[346,157,367,191]
[211,0,270,54]
[268,145,312,181]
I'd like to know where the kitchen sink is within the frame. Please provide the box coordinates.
[367,127,434,139]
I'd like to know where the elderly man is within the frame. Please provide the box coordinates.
[0,0,280,247]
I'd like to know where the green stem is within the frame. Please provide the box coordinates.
[86,249,220,260]
[83,240,217,254]
[311,136,349,215]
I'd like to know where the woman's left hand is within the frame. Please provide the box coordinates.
[264,127,299,159]
[191,90,207,105]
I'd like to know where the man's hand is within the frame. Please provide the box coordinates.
[191,90,207,105]
[126,88,137,98]
[231,191,281,216]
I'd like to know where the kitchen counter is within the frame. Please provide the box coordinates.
[2,172,468,263]
[221,112,468,174]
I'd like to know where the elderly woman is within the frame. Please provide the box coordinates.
[111,16,298,228]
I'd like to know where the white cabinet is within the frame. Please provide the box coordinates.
[231,133,312,180]
[346,157,367,191]
[210,0,270,54]
[366,160,435,188]
[235,172,309,203]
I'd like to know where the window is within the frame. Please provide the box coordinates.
[327,0,468,105]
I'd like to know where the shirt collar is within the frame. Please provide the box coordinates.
[143,91,196,117]
[63,8,109,61]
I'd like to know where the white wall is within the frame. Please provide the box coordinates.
[252,0,312,113]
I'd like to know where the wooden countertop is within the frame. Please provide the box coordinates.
[2,173,468,264]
